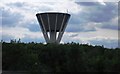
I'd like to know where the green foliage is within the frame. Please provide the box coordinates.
[2,41,120,72]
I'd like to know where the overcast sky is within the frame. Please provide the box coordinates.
[1,0,119,48]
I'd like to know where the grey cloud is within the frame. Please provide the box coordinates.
[68,2,118,32]
[69,12,89,25]
[27,23,41,32]
[37,5,52,12]
[2,32,45,43]
[67,13,96,32]
[69,34,79,37]
[2,8,23,27]
[2,2,117,33]
[69,14,82,25]
[8,2,25,8]
[66,26,82,32]
[75,2,118,23]
[7,2,52,12]
[66,23,96,32]
[89,39,118,48]
[76,2,101,6]
[101,24,118,30]
[88,2,118,23]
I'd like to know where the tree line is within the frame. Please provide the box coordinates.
[2,40,120,72]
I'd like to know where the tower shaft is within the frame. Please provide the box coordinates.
[50,32,56,43]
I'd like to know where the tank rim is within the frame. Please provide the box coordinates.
[36,12,70,16]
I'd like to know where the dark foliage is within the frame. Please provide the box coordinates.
[2,41,120,72]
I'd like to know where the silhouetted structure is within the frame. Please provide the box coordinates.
[36,12,71,43]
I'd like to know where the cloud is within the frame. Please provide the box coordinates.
[1,1,118,48]
[8,2,26,8]
[63,28,118,44]
[2,8,24,27]
[101,16,118,30]
[7,2,53,13]
[75,0,119,2]
[89,38,118,48]
[1,0,75,3]
[27,23,41,32]
[66,22,98,32]
[1,26,45,42]
[67,2,118,32]
[69,33,79,37]
[77,2,101,6]
[101,23,118,30]
[1,0,119,4]
[2,27,43,40]
[79,2,118,23]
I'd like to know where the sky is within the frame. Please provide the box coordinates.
[0,0,120,48]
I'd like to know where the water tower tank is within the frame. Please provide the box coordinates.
[36,12,71,43]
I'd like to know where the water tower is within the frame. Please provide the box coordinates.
[36,12,71,43]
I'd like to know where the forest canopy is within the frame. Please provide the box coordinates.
[2,40,120,72]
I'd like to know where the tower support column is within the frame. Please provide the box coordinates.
[50,31,56,43]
